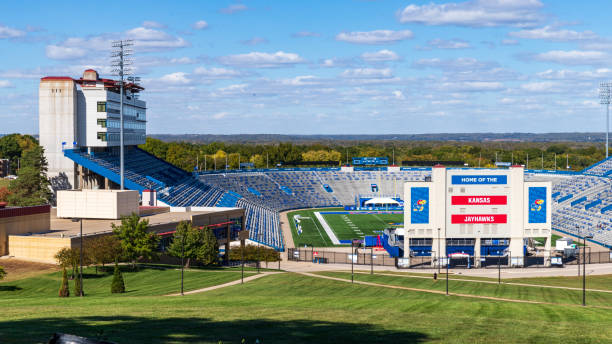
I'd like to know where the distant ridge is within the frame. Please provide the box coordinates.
[150,133,608,143]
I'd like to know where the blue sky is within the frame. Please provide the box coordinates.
[1,0,612,135]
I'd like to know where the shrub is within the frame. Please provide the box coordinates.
[111,262,125,294]
[0,266,6,280]
[59,268,69,297]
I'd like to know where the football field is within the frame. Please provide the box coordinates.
[288,208,403,247]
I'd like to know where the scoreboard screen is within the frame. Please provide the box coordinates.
[352,157,388,165]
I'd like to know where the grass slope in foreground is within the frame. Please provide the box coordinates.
[0,265,255,298]
[288,208,402,247]
[0,272,611,343]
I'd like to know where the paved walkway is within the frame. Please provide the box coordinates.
[353,271,612,293]
[279,260,612,278]
[297,271,612,309]
[166,272,281,296]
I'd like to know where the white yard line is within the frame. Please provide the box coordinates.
[308,216,329,245]
[314,212,341,245]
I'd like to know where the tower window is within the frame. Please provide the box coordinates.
[97,132,107,141]
[97,101,106,112]
[97,119,107,128]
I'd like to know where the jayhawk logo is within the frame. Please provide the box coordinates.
[412,199,427,212]
[530,199,544,212]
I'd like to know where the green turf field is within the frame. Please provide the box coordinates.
[288,208,403,247]
[0,269,611,343]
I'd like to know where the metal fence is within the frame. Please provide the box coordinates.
[287,248,612,269]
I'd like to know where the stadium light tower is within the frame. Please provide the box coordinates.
[111,39,133,190]
[599,82,612,158]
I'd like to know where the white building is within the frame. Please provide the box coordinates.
[403,165,552,267]
[39,69,145,191]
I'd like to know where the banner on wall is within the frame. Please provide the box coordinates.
[528,187,547,223]
[410,187,429,224]
[451,214,507,224]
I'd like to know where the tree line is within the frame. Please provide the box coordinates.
[139,137,607,172]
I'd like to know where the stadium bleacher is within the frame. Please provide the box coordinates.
[65,146,612,249]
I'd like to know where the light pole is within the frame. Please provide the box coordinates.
[111,40,133,190]
[446,253,449,296]
[583,235,593,306]
[600,82,611,158]
[71,218,84,297]
[180,233,185,296]
[370,245,373,275]
[351,240,355,283]
[576,225,581,277]
[437,228,441,274]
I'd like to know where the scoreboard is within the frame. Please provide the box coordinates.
[352,157,388,165]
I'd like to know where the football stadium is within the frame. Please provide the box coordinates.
[2,2,612,341]
[0,68,609,343]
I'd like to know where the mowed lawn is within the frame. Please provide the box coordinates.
[0,265,255,299]
[317,271,612,307]
[288,208,403,247]
[0,272,611,343]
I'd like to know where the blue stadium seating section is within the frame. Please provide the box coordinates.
[65,146,612,250]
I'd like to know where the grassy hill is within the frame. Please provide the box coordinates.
[0,266,611,343]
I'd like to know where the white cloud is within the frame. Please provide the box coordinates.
[279,75,322,86]
[158,72,192,85]
[501,39,519,45]
[0,25,25,39]
[440,81,504,92]
[142,21,166,29]
[219,51,304,68]
[335,30,413,44]
[509,26,598,41]
[414,57,496,71]
[292,31,320,38]
[423,38,471,49]
[0,80,12,88]
[241,37,268,46]
[537,68,612,80]
[341,68,393,78]
[193,20,209,30]
[533,50,609,66]
[361,49,400,62]
[398,0,543,27]
[392,90,405,100]
[193,67,244,78]
[520,81,558,92]
[45,45,88,60]
[45,27,189,60]
[220,4,248,14]
[212,111,229,119]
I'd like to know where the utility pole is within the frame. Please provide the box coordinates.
[541,152,544,169]
[111,40,133,190]
[526,153,529,169]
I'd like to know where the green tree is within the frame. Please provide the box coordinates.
[0,266,6,280]
[54,247,80,280]
[6,146,52,206]
[59,268,69,297]
[200,227,219,266]
[86,235,123,273]
[167,221,218,267]
[110,262,125,294]
[112,213,160,268]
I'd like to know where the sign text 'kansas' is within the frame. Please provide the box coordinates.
[451,175,507,185]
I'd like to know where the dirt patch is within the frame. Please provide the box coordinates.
[0,258,58,282]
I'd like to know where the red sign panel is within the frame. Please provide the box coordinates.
[451,196,507,205]
[451,214,507,224]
